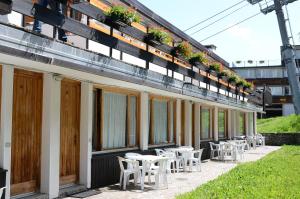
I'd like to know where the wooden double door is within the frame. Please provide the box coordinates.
[10,71,81,195]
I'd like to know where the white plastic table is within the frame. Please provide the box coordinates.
[126,154,167,190]
[165,147,194,171]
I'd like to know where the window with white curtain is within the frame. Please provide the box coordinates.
[149,98,175,145]
[201,108,210,140]
[102,92,127,149]
[92,89,138,151]
[239,112,245,136]
[218,110,226,138]
[248,112,254,136]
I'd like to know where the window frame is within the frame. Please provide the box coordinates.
[92,86,140,152]
[200,106,212,141]
[149,95,176,146]
[218,109,227,139]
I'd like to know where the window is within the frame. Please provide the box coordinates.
[92,89,139,151]
[218,110,226,138]
[149,97,175,145]
[248,112,254,136]
[201,108,211,140]
[239,112,245,135]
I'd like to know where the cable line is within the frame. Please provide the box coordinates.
[200,12,261,42]
[190,3,249,36]
[184,0,246,32]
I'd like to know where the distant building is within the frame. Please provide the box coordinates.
[233,45,300,118]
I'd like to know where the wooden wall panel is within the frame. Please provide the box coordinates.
[60,79,81,185]
[11,69,43,196]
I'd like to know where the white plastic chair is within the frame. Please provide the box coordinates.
[0,187,5,199]
[118,156,140,190]
[186,149,203,172]
[209,142,221,159]
[148,158,168,189]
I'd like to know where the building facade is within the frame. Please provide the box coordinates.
[0,0,262,198]
[233,45,300,118]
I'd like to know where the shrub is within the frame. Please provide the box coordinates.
[218,69,230,78]
[228,74,238,83]
[244,81,253,90]
[236,79,247,87]
[189,52,207,65]
[106,5,140,26]
[148,28,172,45]
[208,63,221,73]
[173,41,192,59]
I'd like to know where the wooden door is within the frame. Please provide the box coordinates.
[60,79,81,185]
[11,69,43,196]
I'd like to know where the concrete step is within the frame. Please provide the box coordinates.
[58,184,88,198]
[11,193,48,199]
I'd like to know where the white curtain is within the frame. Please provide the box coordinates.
[169,101,174,142]
[129,96,137,146]
[248,113,254,136]
[103,92,127,149]
[201,109,210,139]
[153,100,168,144]
[218,111,225,138]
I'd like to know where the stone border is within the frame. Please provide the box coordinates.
[261,133,300,146]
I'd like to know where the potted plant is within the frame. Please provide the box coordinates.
[189,52,207,67]
[228,74,238,85]
[106,5,140,27]
[218,69,230,80]
[146,28,172,46]
[207,63,220,76]
[236,79,247,89]
[172,41,192,60]
[243,81,253,91]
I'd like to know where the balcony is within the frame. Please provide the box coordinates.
[0,0,263,111]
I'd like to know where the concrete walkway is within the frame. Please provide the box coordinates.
[66,146,280,199]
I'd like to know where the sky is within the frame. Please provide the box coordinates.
[138,0,300,65]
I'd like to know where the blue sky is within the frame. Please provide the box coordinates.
[138,0,300,65]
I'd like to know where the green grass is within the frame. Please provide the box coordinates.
[257,114,300,133]
[177,146,300,199]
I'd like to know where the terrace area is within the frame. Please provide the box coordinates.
[64,145,280,199]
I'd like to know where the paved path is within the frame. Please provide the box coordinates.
[66,146,280,199]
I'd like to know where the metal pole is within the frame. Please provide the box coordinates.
[274,0,300,114]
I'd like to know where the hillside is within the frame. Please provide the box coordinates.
[257,114,300,133]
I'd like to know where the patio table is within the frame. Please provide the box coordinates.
[165,147,194,171]
[126,154,168,190]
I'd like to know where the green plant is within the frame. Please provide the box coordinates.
[228,74,238,83]
[218,69,230,78]
[236,79,247,87]
[174,41,192,59]
[208,63,221,73]
[148,28,172,45]
[106,5,140,26]
[189,52,207,65]
[244,81,253,90]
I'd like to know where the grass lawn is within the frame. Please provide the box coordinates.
[257,114,300,133]
[177,146,300,199]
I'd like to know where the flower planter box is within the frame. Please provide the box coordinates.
[111,18,129,27]
[206,69,218,77]
[0,0,12,15]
